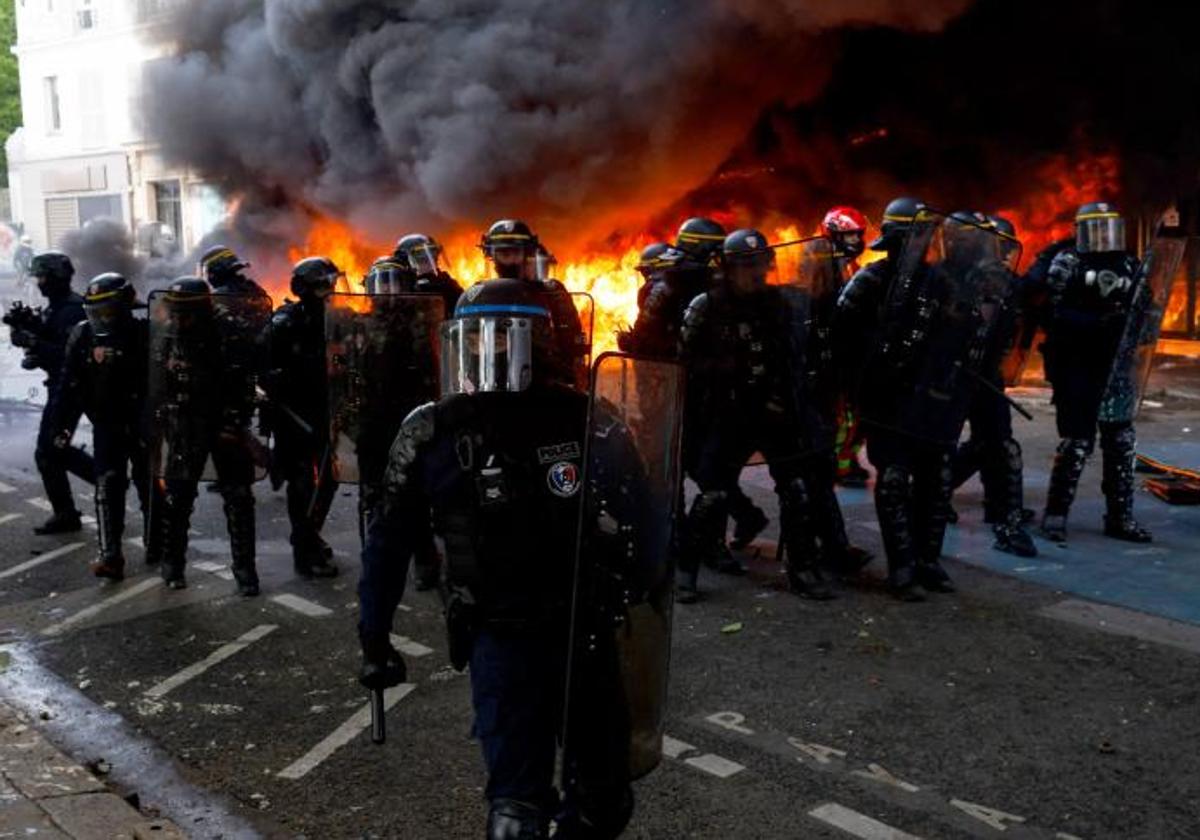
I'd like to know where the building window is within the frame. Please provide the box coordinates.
[135,0,183,23]
[76,0,97,30]
[153,180,183,243]
[43,77,61,134]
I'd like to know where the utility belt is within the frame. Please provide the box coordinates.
[444,587,567,671]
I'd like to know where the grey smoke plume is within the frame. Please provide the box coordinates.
[58,217,224,296]
[144,0,969,249]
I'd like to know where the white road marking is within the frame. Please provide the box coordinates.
[42,577,161,637]
[389,634,434,658]
[26,497,53,511]
[852,763,920,793]
[192,561,234,581]
[684,753,745,779]
[0,513,24,527]
[949,799,1026,831]
[809,803,923,840]
[145,624,278,699]
[662,735,696,759]
[0,542,87,581]
[271,593,333,618]
[276,683,416,780]
[706,711,755,735]
[788,738,848,765]
[0,480,16,494]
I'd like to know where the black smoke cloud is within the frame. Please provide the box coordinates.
[143,0,969,250]
[58,217,227,295]
[670,0,1200,234]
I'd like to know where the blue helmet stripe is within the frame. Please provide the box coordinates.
[457,304,549,317]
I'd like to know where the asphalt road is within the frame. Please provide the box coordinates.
[1,379,1199,839]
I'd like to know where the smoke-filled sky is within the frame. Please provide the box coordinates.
[144,0,970,249]
[143,0,1200,255]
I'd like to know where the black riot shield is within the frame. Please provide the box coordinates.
[563,352,685,782]
[861,213,1010,446]
[146,289,222,482]
[1099,226,1188,423]
[325,293,443,485]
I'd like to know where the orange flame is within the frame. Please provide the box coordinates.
[267,151,1191,372]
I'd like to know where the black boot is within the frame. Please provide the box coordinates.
[486,798,548,840]
[914,454,956,594]
[728,488,769,550]
[34,511,82,535]
[875,465,926,602]
[224,486,260,596]
[808,465,872,579]
[413,537,441,592]
[780,478,834,600]
[90,474,126,581]
[987,439,1037,557]
[159,486,192,590]
[1041,437,1092,542]
[1100,423,1152,543]
[687,490,745,575]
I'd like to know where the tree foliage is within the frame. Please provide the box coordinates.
[0,0,20,189]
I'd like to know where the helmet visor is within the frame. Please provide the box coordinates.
[367,265,408,295]
[408,243,442,277]
[84,296,127,338]
[531,250,557,282]
[440,316,534,395]
[1077,216,1125,253]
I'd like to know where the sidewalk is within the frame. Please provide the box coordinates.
[0,699,184,839]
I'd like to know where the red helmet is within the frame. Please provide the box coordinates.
[822,206,868,236]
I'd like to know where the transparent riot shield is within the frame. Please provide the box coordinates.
[211,290,273,481]
[146,289,222,482]
[859,213,1011,446]
[325,293,444,485]
[569,291,595,389]
[1099,227,1188,423]
[564,352,685,782]
[789,237,846,445]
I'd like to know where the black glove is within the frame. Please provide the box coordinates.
[358,641,406,690]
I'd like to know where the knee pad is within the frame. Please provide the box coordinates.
[220,483,255,510]
[1099,422,1135,452]
[487,799,548,840]
[1056,437,1094,459]
[875,465,911,506]
[689,489,727,520]
[778,477,809,511]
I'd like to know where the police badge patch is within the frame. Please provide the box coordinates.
[546,461,581,498]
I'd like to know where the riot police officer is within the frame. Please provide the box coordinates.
[478,219,588,388]
[393,233,464,314]
[793,233,873,581]
[947,216,1037,557]
[837,199,960,600]
[1037,202,1150,543]
[264,257,342,579]
[199,245,271,589]
[22,252,95,534]
[146,276,270,594]
[359,278,660,839]
[198,245,257,294]
[678,229,834,602]
[54,274,149,579]
[821,206,872,487]
[351,255,445,592]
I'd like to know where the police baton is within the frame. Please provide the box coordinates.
[370,687,386,745]
[962,365,1034,421]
